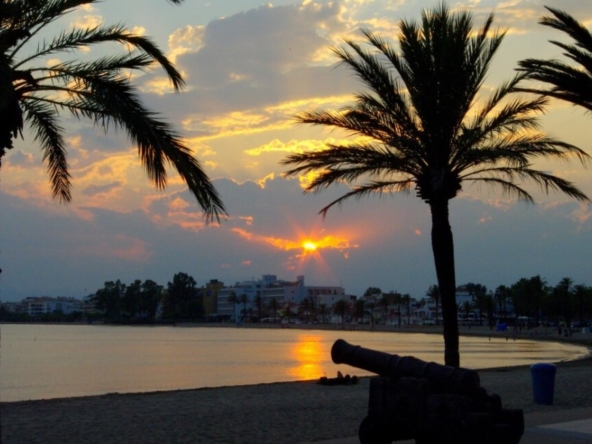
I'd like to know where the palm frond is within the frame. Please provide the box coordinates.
[20,98,71,202]
[283,142,419,179]
[517,58,592,111]
[61,72,225,220]
[19,54,154,95]
[516,7,592,112]
[548,39,592,74]
[540,6,592,51]
[332,37,419,140]
[466,167,589,202]
[15,24,184,91]
[315,180,415,218]
[7,0,96,58]
[464,176,534,202]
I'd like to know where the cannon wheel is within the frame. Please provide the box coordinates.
[359,416,392,444]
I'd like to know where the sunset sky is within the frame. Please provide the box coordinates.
[2,0,592,301]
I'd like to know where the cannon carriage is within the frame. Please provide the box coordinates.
[331,339,524,444]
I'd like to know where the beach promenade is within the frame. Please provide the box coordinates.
[2,325,591,443]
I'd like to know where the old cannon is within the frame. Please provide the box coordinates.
[331,339,524,444]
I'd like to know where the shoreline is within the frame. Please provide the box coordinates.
[2,323,590,402]
[2,355,591,444]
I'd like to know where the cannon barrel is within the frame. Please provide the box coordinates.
[331,339,481,396]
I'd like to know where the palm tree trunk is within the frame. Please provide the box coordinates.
[429,198,460,367]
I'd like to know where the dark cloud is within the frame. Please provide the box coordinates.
[5,150,36,167]
[82,181,124,197]
[140,2,356,126]
[184,3,343,88]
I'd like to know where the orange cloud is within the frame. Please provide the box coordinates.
[112,235,153,262]
[71,234,153,263]
[232,227,357,254]
[238,216,254,225]
[168,25,205,63]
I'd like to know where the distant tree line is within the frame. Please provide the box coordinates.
[413,277,592,328]
[92,272,202,324]
[0,272,204,324]
[3,274,592,327]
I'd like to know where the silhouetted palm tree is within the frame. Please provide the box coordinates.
[573,284,591,327]
[355,299,366,324]
[283,4,589,366]
[517,7,592,112]
[555,277,574,324]
[379,295,389,324]
[227,291,238,320]
[269,297,279,322]
[494,285,510,318]
[402,294,411,326]
[0,0,224,220]
[426,285,441,327]
[254,294,263,321]
[238,294,249,322]
[333,299,349,325]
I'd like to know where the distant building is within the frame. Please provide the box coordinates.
[0,301,22,313]
[216,275,345,321]
[20,297,82,316]
[201,279,224,316]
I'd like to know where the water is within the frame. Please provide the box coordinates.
[1,324,587,402]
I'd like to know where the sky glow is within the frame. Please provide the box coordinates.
[1,0,592,301]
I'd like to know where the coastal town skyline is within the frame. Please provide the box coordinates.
[2,0,592,302]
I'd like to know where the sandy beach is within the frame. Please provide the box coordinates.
[2,325,591,444]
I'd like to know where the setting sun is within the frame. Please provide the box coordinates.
[303,241,317,252]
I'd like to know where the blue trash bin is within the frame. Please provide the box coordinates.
[531,363,556,405]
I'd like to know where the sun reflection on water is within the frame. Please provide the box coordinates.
[288,335,326,380]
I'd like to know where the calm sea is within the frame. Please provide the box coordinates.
[1,324,587,402]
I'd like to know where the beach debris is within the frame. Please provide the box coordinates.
[318,372,359,386]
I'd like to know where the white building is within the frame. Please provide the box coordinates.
[20,297,82,316]
[216,275,345,321]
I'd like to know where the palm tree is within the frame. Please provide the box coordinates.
[254,294,263,322]
[318,303,327,323]
[402,294,411,326]
[366,300,376,327]
[227,291,238,321]
[238,294,249,322]
[393,292,403,327]
[333,299,349,325]
[299,296,311,322]
[282,5,589,367]
[461,301,472,323]
[554,277,574,325]
[0,0,224,220]
[573,284,591,328]
[426,285,441,327]
[269,297,279,322]
[494,285,510,319]
[517,7,592,112]
[354,299,366,324]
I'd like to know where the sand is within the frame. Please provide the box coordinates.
[2,327,591,444]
